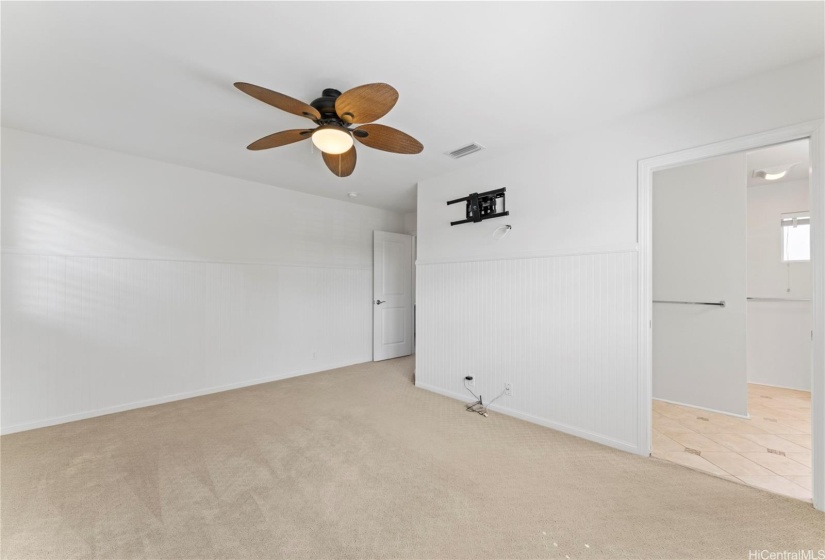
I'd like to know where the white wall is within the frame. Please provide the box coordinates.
[747,179,812,391]
[652,154,748,417]
[416,57,824,453]
[403,211,417,235]
[1,128,404,434]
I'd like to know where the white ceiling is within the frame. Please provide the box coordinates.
[747,139,811,188]
[2,2,823,212]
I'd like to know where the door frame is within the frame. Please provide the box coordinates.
[637,119,825,511]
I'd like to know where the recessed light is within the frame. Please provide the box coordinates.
[347,192,358,198]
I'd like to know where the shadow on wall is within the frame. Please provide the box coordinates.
[9,196,185,259]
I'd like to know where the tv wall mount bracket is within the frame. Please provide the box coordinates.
[447,187,508,226]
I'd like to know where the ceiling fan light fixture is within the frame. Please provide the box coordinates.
[312,125,353,155]
[752,162,798,181]
[234,82,422,176]
[763,170,788,181]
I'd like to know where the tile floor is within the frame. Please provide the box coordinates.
[652,384,812,502]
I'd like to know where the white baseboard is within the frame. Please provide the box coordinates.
[748,381,812,394]
[652,397,750,419]
[0,359,368,436]
[415,382,639,455]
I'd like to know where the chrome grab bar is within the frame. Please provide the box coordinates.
[653,300,726,307]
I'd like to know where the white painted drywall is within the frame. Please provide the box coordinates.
[747,179,812,391]
[1,128,404,434]
[418,59,824,264]
[652,154,748,417]
[403,211,417,235]
[415,57,823,453]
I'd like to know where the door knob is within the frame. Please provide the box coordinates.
[376,300,386,305]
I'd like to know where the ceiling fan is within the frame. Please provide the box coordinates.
[234,82,423,177]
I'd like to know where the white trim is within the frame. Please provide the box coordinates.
[652,397,750,419]
[748,381,812,393]
[410,234,417,354]
[637,119,825,511]
[415,381,639,455]
[810,121,825,512]
[416,243,638,266]
[0,359,368,436]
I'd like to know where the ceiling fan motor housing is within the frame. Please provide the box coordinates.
[311,88,344,122]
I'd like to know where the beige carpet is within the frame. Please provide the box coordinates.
[1,357,822,559]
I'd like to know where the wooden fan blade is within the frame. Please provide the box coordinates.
[322,146,357,177]
[353,124,423,154]
[335,83,398,124]
[234,82,321,120]
[247,129,313,150]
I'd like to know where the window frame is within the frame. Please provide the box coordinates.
[780,210,811,263]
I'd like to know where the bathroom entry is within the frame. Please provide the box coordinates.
[650,139,813,502]
[653,152,749,417]
[746,140,812,393]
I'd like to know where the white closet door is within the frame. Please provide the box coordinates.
[373,231,413,361]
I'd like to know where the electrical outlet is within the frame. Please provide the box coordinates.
[504,382,512,396]
[465,375,475,387]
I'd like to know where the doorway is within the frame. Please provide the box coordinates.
[637,121,824,511]
[650,141,812,501]
[373,231,414,361]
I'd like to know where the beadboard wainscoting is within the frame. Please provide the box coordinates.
[415,249,639,453]
[1,254,374,434]
[2,128,406,435]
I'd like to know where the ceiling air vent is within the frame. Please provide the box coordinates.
[446,142,485,159]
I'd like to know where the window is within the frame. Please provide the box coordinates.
[781,211,810,262]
